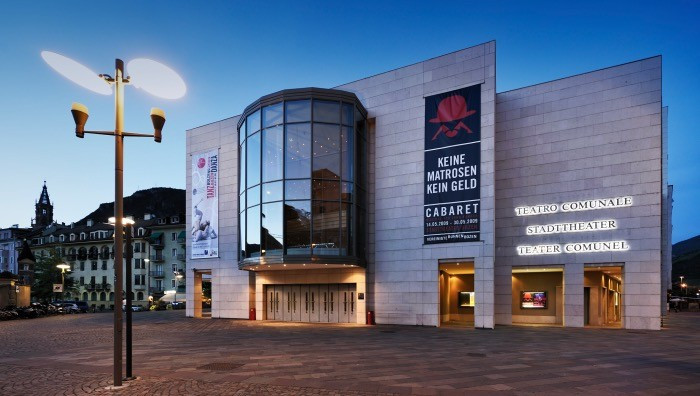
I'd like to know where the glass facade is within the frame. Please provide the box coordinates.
[238,89,367,268]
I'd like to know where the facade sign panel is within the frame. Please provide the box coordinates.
[191,149,219,259]
[424,85,481,244]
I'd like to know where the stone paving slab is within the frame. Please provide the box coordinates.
[0,311,698,395]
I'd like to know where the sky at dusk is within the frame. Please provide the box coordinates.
[0,1,697,242]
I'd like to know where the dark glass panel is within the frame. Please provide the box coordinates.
[313,123,340,179]
[262,202,284,256]
[239,140,246,193]
[356,129,366,188]
[285,180,311,200]
[341,126,353,181]
[247,110,261,136]
[239,210,246,259]
[285,100,311,123]
[246,131,261,187]
[262,102,283,128]
[313,100,339,123]
[340,203,352,256]
[312,179,340,201]
[262,125,283,182]
[239,121,246,145]
[355,108,365,138]
[284,200,311,255]
[342,103,353,126]
[356,206,366,259]
[247,185,260,208]
[262,181,283,203]
[285,123,311,179]
[312,200,340,255]
[246,205,261,257]
[341,182,353,202]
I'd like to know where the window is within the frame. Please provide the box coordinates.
[90,276,96,284]
[172,248,177,258]
[135,258,142,269]
[134,243,140,253]
[262,125,283,182]
[247,131,261,187]
[171,279,176,288]
[137,228,145,236]
[101,261,107,270]
[80,277,84,285]
[172,264,177,272]
[158,218,166,225]
[102,276,107,284]
[171,232,176,241]
[80,233,86,240]
[59,235,65,242]
[135,275,145,285]
[91,261,97,270]
[171,216,179,223]
[262,202,283,256]
[80,261,85,271]
[285,123,311,179]
[70,234,75,241]
[137,292,144,301]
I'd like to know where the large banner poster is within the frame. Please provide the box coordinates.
[191,149,219,258]
[424,84,481,244]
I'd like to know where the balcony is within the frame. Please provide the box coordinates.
[85,283,96,291]
[149,271,165,278]
[149,287,164,294]
[177,253,186,261]
[102,283,111,291]
[150,255,164,263]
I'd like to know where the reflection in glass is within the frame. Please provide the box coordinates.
[285,200,311,255]
[247,185,260,208]
[239,210,246,259]
[263,102,283,128]
[285,123,311,179]
[262,202,284,256]
[239,191,246,211]
[285,180,311,200]
[285,100,310,123]
[313,100,339,123]
[342,103,353,126]
[247,110,261,136]
[262,181,283,203]
[312,179,340,201]
[239,140,246,193]
[246,132,261,187]
[313,123,340,179]
[341,203,352,256]
[262,125,283,182]
[341,182,353,202]
[312,201,340,255]
[341,126,353,181]
[246,205,261,257]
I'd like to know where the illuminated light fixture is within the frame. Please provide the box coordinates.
[127,58,186,99]
[108,217,136,226]
[41,51,112,95]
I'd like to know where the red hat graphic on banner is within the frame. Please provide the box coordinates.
[429,94,477,141]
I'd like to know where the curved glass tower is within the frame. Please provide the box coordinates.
[238,88,368,269]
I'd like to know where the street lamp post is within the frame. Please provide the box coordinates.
[109,217,135,380]
[42,51,184,388]
[57,263,70,300]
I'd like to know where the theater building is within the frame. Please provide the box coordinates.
[185,41,672,330]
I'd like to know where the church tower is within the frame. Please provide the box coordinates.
[32,181,54,228]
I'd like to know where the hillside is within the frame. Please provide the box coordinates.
[76,187,185,224]
[672,235,700,258]
[672,235,700,290]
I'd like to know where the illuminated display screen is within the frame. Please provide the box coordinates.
[520,291,547,309]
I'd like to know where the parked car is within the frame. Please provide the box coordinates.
[171,301,186,310]
[122,305,145,312]
[61,303,80,314]
[73,301,90,313]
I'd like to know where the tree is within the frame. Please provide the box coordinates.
[32,250,77,302]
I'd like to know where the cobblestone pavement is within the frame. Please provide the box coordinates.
[1,311,699,395]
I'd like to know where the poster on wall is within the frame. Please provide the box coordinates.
[191,149,219,259]
[520,291,547,309]
[424,84,481,244]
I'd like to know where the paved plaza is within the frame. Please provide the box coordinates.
[0,311,699,395]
